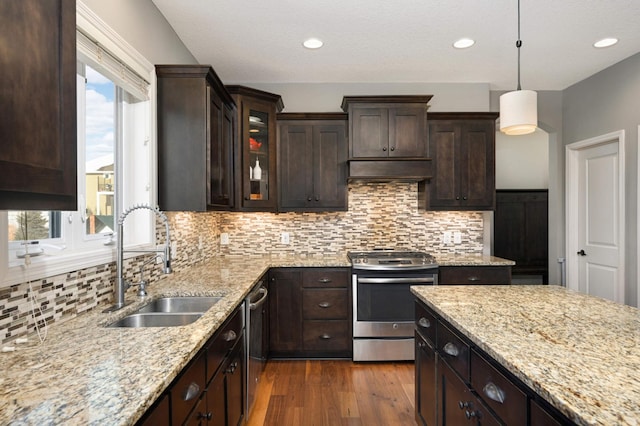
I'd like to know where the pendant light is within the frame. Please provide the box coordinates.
[500,0,537,135]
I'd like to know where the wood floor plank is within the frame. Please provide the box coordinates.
[248,360,417,426]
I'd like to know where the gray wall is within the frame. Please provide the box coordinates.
[563,52,640,306]
[82,0,197,64]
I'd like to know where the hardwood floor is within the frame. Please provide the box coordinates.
[247,360,417,426]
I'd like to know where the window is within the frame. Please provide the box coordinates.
[0,3,156,286]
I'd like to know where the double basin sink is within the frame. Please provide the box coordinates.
[107,296,222,328]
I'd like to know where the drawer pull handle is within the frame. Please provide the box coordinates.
[465,410,477,420]
[318,302,331,308]
[458,401,471,410]
[197,412,213,421]
[483,382,506,404]
[320,334,332,340]
[443,342,460,357]
[318,278,332,283]
[418,317,431,328]
[467,276,480,282]
[223,330,237,342]
[182,382,200,401]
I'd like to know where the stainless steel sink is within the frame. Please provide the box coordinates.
[106,296,223,328]
[134,296,223,314]
[107,312,203,328]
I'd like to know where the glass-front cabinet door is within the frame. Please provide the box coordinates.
[227,86,283,211]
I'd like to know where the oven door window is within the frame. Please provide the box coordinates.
[357,282,414,322]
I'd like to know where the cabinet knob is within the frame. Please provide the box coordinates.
[456,196,460,200]
[418,317,431,328]
[483,382,506,404]
[315,196,319,201]
[223,330,237,342]
[467,276,480,282]
[182,382,200,401]
[458,401,471,410]
[463,196,467,200]
[198,412,213,421]
[390,146,395,151]
[382,147,387,151]
[320,334,332,340]
[318,302,331,308]
[318,278,332,283]
[465,410,478,420]
[308,197,312,201]
[443,342,460,357]
[244,196,249,200]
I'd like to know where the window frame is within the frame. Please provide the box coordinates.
[0,1,158,288]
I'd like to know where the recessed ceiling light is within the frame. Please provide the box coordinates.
[593,38,618,48]
[303,38,323,49]
[453,38,475,49]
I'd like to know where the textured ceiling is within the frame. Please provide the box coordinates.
[152,0,640,90]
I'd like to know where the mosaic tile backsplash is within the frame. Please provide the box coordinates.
[0,182,483,344]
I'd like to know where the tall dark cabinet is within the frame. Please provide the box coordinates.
[156,65,236,211]
[421,112,498,211]
[494,190,549,283]
[0,0,77,210]
[277,113,348,211]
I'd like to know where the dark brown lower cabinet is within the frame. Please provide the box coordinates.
[415,299,573,426]
[415,332,437,426]
[439,359,500,426]
[269,267,351,358]
[438,266,511,285]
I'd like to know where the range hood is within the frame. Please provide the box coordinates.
[347,157,432,182]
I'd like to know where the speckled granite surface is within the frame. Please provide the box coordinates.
[0,255,349,426]
[434,253,515,266]
[412,285,640,426]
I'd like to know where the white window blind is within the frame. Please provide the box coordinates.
[76,29,149,101]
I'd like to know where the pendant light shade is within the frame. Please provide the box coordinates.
[500,89,537,135]
[500,0,537,136]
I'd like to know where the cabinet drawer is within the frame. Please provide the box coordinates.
[437,322,470,382]
[206,307,243,382]
[171,351,206,425]
[439,266,511,285]
[303,268,349,288]
[303,288,349,319]
[471,349,527,425]
[415,301,436,346]
[303,320,351,351]
[530,399,563,426]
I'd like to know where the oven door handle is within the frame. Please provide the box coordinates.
[357,277,435,284]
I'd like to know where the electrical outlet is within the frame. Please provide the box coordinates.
[198,236,204,250]
[281,232,290,245]
[454,231,462,244]
[443,231,452,245]
[171,242,177,258]
[220,233,229,245]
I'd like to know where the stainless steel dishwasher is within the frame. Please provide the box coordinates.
[245,278,269,418]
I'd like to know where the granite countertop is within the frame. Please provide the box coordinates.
[0,255,349,426]
[411,285,640,426]
[435,253,515,266]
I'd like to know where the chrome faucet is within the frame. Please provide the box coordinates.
[104,204,172,312]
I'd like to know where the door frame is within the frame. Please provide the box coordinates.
[565,130,625,302]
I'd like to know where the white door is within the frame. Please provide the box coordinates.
[566,131,625,303]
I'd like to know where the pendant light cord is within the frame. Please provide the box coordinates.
[516,0,522,90]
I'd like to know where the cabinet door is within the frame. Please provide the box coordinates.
[269,269,303,354]
[209,89,234,208]
[459,120,495,209]
[389,107,426,157]
[429,120,461,208]
[439,359,501,426]
[351,107,389,157]
[312,124,347,209]
[0,0,77,210]
[279,123,314,209]
[225,341,245,426]
[415,333,437,426]
[205,369,227,426]
[241,99,277,210]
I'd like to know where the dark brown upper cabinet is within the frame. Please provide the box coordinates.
[341,96,432,158]
[0,0,77,210]
[419,112,498,211]
[277,113,348,212]
[226,86,283,212]
[156,65,236,211]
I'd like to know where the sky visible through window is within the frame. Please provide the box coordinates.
[85,65,115,162]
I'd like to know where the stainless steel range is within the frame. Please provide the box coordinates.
[349,249,438,361]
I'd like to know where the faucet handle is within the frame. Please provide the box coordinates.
[132,279,148,297]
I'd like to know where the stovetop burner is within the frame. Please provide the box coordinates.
[348,249,437,270]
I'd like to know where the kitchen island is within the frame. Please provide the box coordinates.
[412,285,640,425]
